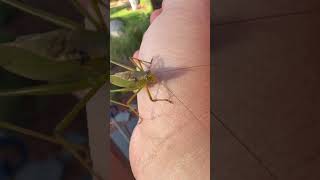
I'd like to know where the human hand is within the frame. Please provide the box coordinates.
[129,0,210,180]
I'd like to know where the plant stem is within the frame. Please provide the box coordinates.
[0,0,82,30]
[97,0,107,7]
[70,0,102,30]
[90,0,108,32]
[54,83,103,134]
[0,120,90,154]
[0,120,60,144]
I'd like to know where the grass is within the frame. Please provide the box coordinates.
[110,0,153,64]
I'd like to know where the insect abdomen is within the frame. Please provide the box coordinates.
[110,71,137,88]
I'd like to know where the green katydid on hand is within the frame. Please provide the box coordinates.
[110,57,173,122]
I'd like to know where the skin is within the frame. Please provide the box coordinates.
[129,0,210,180]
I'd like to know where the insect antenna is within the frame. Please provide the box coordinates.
[159,81,208,129]
[153,64,210,75]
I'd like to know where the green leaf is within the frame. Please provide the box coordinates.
[5,29,108,61]
[3,29,108,77]
[0,45,101,82]
[0,80,93,96]
[0,0,81,30]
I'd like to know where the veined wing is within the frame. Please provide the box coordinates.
[110,71,137,88]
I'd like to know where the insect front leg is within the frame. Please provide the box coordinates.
[130,57,154,70]
[129,57,143,71]
[131,57,153,65]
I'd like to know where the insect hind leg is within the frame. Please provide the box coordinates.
[111,87,144,123]
[146,86,173,103]
[110,100,142,122]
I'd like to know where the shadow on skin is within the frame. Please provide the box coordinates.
[138,56,209,121]
[147,55,209,82]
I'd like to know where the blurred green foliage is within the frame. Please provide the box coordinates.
[0,4,35,124]
[0,2,17,26]
[110,0,152,63]
[0,68,36,123]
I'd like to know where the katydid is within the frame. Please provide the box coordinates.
[110,57,173,120]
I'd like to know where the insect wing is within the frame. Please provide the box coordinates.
[110,71,136,88]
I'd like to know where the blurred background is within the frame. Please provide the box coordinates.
[0,1,92,179]
[0,0,162,179]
